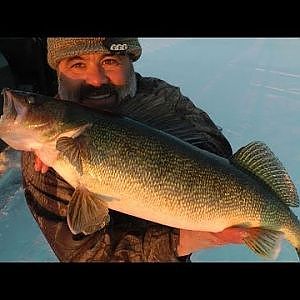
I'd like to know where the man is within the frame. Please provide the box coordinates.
[21,37,247,262]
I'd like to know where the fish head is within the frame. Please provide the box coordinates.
[0,88,89,151]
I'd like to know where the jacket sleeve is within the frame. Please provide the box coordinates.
[174,94,233,158]
[159,82,233,159]
[122,75,233,159]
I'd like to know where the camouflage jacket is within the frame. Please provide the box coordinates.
[21,73,233,262]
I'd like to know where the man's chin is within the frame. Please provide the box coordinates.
[79,94,119,112]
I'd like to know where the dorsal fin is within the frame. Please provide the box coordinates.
[117,93,226,152]
[231,141,299,207]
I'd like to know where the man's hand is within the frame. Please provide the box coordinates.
[177,227,250,256]
[34,156,49,174]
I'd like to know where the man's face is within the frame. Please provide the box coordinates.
[57,52,136,111]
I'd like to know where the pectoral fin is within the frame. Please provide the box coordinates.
[56,136,90,175]
[243,227,284,259]
[67,186,110,235]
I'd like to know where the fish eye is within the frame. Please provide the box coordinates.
[27,96,35,104]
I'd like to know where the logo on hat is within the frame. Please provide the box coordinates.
[110,43,128,51]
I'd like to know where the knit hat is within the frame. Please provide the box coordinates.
[47,37,142,70]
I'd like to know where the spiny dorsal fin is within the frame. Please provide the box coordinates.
[67,186,110,235]
[231,141,299,207]
[243,227,284,259]
[117,94,226,152]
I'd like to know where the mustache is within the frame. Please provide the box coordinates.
[79,84,117,101]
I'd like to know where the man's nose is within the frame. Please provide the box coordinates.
[85,65,108,87]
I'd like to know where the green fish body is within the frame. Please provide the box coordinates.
[1,88,299,260]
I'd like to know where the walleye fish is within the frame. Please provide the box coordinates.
[0,88,300,260]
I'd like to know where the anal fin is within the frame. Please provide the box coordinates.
[67,186,110,235]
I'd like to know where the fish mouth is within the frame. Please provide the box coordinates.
[1,88,17,122]
[0,88,29,123]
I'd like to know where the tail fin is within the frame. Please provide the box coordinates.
[243,228,284,260]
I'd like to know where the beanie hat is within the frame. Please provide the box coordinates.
[47,37,142,70]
